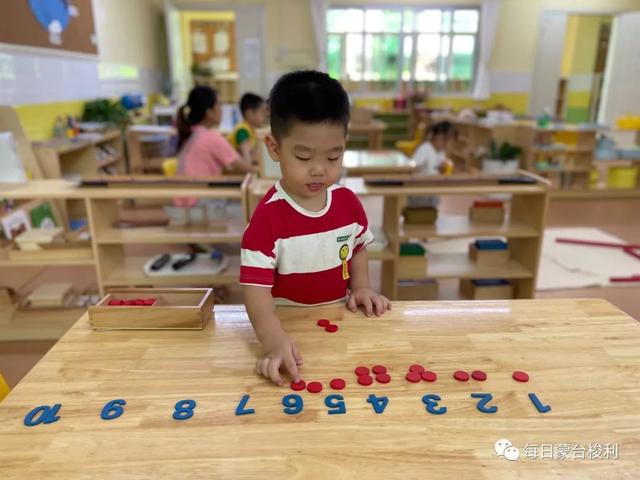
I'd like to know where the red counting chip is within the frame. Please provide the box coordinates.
[405,371,422,383]
[108,300,120,306]
[143,298,155,306]
[317,319,330,327]
[134,299,145,306]
[329,378,346,390]
[512,371,529,382]
[421,370,437,382]
[357,375,373,386]
[471,370,487,381]
[372,365,387,374]
[409,364,425,373]
[375,373,391,384]
[290,379,306,391]
[325,324,339,333]
[453,370,470,382]
[307,381,323,393]
[354,366,370,376]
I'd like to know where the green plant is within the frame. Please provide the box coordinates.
[82,99,129,128]
[191,63,213,77]
[489,139,523,162]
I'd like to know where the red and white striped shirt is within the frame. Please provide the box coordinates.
[240,182,374,306]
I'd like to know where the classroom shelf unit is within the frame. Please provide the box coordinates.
[248,173,549,301]
[0,176,252,342]
[517,124,599,190]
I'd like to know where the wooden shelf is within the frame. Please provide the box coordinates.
[400,215,539,240]
[95,220,245,244]
[96,155,123,169]
[421,253,532,280]
[0,257,95,267]
[102,255,241,287]
[367,246,395,260]
[535,166,592,173]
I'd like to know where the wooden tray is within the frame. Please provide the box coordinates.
[88,288,214,330]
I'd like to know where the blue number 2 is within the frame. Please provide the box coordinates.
[470,393,498,414]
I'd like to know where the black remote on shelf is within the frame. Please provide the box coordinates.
[150,253,171,271]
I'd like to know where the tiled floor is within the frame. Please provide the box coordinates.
[1,193,639,390]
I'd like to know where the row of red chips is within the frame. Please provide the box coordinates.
[108,298,155,306]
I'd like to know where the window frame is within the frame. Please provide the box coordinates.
[327,5,481,96]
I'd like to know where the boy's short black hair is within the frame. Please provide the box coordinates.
[239,93,265,115]
[268,70,350,140]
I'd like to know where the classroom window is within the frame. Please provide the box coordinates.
[326,7,479,94]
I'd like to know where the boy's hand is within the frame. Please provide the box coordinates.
[256,331,303,386]
[347,287,392,317]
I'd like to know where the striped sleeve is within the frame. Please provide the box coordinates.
[351,193,374,254]
[240,207,277,287]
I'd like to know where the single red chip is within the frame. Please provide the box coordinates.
[409,364,425,373]
[307,381,323,393]
[421,371,437,382]
[329,378,346,390]
[290,380,306,391]
[325,324,339,333]
[317,319,330,327]
[375,373,391,384]
[405,371,422,383]
[512,371,529,382]
[471,370,487,381]
[355,366,370,376]
[372,365,387,374]
[357,375,373,386]
[108,300,120,306]
[453,370,469,382]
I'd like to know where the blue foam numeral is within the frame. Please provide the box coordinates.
[470,393,498,414]
[422,394,447,415]
[24,404,62,427]
[366,394,389,414]
[100,399,126,420]
[235,394,255,416]
[528,393,551,413]
[282,394,303,415]
[173,399,196,420]
[324,394,346,415]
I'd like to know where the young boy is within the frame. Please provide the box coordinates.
[240,70,391,386]
[229,93,267,166]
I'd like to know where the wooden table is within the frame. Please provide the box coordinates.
[349,120,387,149]
[1,299,639,478]
[342,150,418,176]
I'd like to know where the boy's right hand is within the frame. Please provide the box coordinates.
[256,331,303,386]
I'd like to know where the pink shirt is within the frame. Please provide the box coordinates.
[174,125,239,207]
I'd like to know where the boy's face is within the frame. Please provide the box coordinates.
[265,122,346,202]
[246,103,267,127]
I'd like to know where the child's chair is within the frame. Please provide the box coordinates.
[0,372,10,402]
[395,121,427,156]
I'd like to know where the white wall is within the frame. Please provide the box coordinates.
[599,13,640,125]
[0,0,168,105]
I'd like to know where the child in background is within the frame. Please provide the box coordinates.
[240,71,391,386]
[413,121,455,175]
[229,93,267,166]
[406,121,456,208]
[173,86,253,213]
[176,85,253,181]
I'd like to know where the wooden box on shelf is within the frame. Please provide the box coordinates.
[398,243,427,279]
[8,227,93,262]
[460,279,513,300]
[397,279,438,300]
[469,200,505,224]
[468,239,510,266]
[402,206,438,225]
[88,288,214,330]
